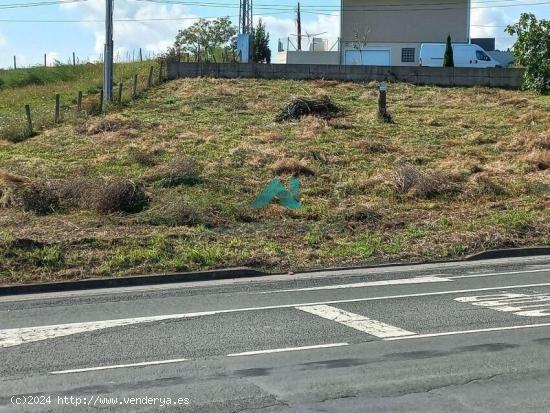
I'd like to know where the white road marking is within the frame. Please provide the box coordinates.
[5,281,550,348]
[254,276,452,294]
[455,293,550,317]
[50,358,188,374]
[448,268,550,279]
[227,343,349,357]
[384,322,550,341]
[296,305,414,338]
[0,311,216,348]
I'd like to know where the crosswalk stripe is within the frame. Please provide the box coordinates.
[296,304,414,338]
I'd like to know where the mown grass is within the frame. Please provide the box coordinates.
[0,77,549,284]
[0,61,159,142]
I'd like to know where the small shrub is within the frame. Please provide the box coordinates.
[93,179,149,214]
[392,163,423,194]
[151,157,201,187]
[19,182,59,214]
[271,159,315,176]
[56,178,100,208]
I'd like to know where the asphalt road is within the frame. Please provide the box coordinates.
[1,256,550,412]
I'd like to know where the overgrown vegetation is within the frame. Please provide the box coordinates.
[0,77,549,284]
[507,13,550,94]
[0,61,156,142]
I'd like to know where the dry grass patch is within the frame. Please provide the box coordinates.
[516,110,548,126]
[355,140,392,154]
[345,205,383,226]
[391,163,461,198]
[511,131,550,151]
[327,118,354,130]
[523,150,550,171]
[148,157,202,187]
[139,201,203,227]
[127,146,162,166]
[84,115,142,135]
[271,159,315,177]
[463,173,508,198]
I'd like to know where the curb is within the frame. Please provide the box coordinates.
[0,267,267,296]
[465,247,550,261]
[1,247,549,297]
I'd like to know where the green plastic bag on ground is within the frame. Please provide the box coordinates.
[252,178,301,209]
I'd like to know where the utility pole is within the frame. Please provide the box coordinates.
[103,0,114,104]
[296,2,302,51]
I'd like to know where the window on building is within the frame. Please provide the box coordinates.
[401,48,415,63]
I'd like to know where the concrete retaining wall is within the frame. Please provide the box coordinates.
[167,62,525,89]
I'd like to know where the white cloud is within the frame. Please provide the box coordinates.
[61,0,199,58]
[470,7,514,50]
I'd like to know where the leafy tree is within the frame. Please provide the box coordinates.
[443,35,454,67]
[252,19,271,63]
[506,13,549,94]
[174,17,237,62]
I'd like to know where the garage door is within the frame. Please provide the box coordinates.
[345,49,391,66]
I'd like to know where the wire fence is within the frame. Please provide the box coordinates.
[0,61,164,143]
[3,48,161,70]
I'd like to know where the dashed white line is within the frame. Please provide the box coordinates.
[296,305,414,338]
[50,358,188,374]
[227,343,349,357]
[384,322,550,341]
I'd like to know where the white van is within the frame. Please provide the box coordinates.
[419,43,499,68]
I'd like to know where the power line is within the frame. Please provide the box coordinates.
[0,0,88,9]
[1,0,548,10]
[133,0,550,11]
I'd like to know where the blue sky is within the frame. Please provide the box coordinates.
[0,0,548,68]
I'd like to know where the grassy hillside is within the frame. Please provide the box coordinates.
[0,77,549,284]
[0,61,158,142]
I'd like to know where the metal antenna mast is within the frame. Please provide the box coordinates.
[239,0,253,34]
[103,0,114,104]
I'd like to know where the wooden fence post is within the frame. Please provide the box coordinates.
[139,48,143,62]
[147,66,153,87]
[44,54,47,67]
[118,82,123,104]
[13,56,16,70]
[73,52,76,66]
[99,90,104,113]
[24,105,33,136]
[132,74,138,97]
[378,82,387,118]
[77,91,82,113]
[158,61,163,84]
[54,94,60,124]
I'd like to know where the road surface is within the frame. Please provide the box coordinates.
[1,256,550,412]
